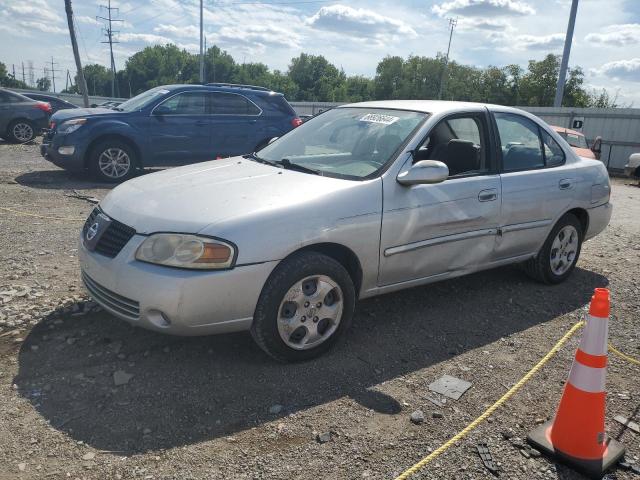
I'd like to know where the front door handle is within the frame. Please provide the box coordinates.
[195,120,208,127]
[559,178,573,190]
[478,188,498,202]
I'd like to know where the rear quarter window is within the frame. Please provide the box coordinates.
[260,95,296,116]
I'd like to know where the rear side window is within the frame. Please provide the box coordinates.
[0,91,27,103]
[156,92,207,114]
[495,113,544,171]
[210,92,260,115]
[263,95,296,116]
[541,130,566,167]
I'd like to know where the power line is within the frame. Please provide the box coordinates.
[49,57,62,93]
[97,0,123,97]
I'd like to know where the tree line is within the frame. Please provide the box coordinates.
[1,44,618,108]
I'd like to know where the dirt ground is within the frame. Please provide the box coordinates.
[0,139,638,480]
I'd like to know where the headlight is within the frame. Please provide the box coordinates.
[135,234,235,269]
[58,118,87,134]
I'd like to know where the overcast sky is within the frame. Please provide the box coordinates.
[1,0,639,105]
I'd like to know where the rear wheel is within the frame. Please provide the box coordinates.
[7,120,35,143]
[250,251,355,362]
[89,140,137,183]
[523,213,583,284]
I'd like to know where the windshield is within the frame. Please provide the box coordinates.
[117,87,170,112]
[559,131,589,149]
[257,107,427,179]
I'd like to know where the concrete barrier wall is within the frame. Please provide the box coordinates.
[10,88,126,108]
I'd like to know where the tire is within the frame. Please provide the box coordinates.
[89,140,137,183]
[523,213,583,284]
[250,251,356,362]
[7,119,36,143]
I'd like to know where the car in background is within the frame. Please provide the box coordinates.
[41,83,302,182]
[23,93,78,114]
[625,153,640,180]
[551,125,602,160]
[79,101,611,361]
[0,88,51,143]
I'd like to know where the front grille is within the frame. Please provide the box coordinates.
[83,207,136,258]
[82,271,140,320]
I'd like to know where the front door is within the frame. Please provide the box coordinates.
[379,111,501,286]
[492,112,575,259]
[149,91,211,165]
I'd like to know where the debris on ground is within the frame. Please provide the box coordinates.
[428,374,472,400]
[113,370,133,386]
[476,442,500,476]
[615,415,640,434]
[410,410,425,424]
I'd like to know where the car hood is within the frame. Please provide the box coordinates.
[51,107,117,123]
[100,157,367,234]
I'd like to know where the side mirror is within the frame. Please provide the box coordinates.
[591,136,602,159]
[397,160,449,186]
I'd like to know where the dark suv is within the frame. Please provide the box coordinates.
[0,88,51,143]
[41,83,302,182]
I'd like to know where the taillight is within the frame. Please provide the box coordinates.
[35,102,52,114]
[49,121,56,130]
[291,117,303,128]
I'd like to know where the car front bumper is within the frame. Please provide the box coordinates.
[79,233,278,336]
[585,202,612,241]
[40,134,86,171]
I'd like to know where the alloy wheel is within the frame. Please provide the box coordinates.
[550,225,579,276]
[277,275,343,350]
[98,148,131,179]
[13,122,34,142]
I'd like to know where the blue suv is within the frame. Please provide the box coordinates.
[41,84,302,182]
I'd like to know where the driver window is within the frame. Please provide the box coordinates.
[414,114,487,177]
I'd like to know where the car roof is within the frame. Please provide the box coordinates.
[342,99,534,115]
[550,125,584,137]
[160,84,284,97]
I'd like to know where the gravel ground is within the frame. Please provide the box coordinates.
[0,139,638,480]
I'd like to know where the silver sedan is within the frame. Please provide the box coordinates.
[79,100,612,361]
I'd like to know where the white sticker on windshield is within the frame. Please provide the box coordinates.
[359,113,399,125]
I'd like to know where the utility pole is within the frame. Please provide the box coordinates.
[28,61,34,87]
[97,0,122,97]
[11,64,15,80]
[438,17,457,100]
[42,67,49,90]
[49,57,60,93]
[65,0,89,107]
[203,36,207,83]
[554,0,579,107]
[65,69,70,91]
[199,0,204,83]
[21,62,25,84]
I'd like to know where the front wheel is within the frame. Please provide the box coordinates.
[7,120,36,143]
[250,252,355,362]
[89,140,137,183]
[523,213,583,284]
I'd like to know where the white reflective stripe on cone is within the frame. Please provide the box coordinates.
[579,314,609,356]
[567,361,606,393]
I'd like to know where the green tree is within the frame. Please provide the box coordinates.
[374,56,404,99]
[36,76,51,91]
[204,45,237,84]
[287,53,345,101]
[0,61,28,88]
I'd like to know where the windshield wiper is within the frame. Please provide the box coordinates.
[276,158,320,175]
[243,152,278,167]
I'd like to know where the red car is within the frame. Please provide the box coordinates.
[551,125,601,160]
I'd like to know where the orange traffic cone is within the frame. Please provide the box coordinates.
[528,288,625,479]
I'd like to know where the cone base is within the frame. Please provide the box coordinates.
[527,421,625,479]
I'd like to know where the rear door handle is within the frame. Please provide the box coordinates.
[559,179,573,190]
[478,189,498,202]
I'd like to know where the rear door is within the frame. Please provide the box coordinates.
[492,112,574,259]
[149,90,211,165]
[209,92,263,157]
